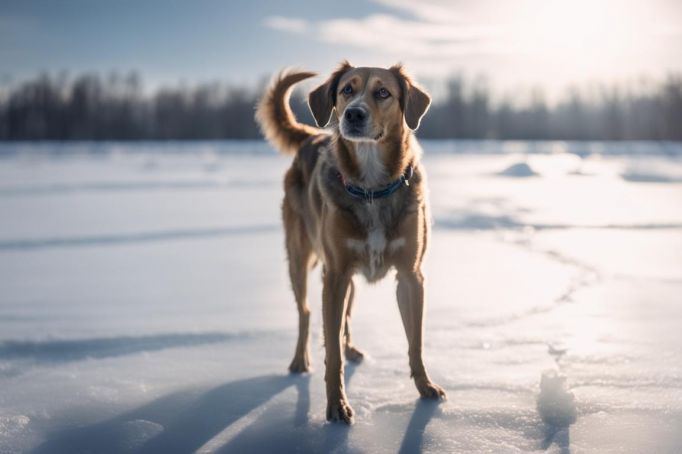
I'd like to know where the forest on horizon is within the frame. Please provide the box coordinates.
[1,71,681,141]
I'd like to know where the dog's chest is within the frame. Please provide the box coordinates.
[345,203,404,282]
[354,142,388,188]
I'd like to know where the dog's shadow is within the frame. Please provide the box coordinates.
[398,399,441,454]
[32,365,438,454]
[211,364,362,453]
[540,425,571,454]
[32,374,313,454]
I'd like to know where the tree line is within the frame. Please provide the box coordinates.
[1,71,680,141]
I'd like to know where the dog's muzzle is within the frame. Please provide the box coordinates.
[341,106,371,139]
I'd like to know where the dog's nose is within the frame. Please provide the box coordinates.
[344,107,366,124]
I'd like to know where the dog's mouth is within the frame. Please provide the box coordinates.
[341,123,384,142]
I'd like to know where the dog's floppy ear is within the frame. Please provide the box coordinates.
[390,64,431,130]
[308,61,353,127]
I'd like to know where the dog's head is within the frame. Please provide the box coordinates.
[309,62,431,142]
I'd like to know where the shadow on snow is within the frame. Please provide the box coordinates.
[32,368,440,454]
[0,332,244,363]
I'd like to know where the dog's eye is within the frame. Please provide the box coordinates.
[342,85,353,95]
[376,88,390,99]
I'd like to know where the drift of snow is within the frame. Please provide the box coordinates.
[496,161,539,177]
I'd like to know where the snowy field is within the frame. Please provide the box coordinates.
[0,140,681,453]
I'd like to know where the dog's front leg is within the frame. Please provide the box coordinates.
[396,269,447,400]
[322,268,354,424]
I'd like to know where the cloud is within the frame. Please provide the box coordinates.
[371,0,471,23]
[264,12,499,59]
[263,16,309,34]
[319,14,498,57]
[261,4,510,81]
[261,0,682,95]
[261,1,516,70]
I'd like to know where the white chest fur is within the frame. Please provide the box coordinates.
[345,204,405,281]
[353,142,388,188]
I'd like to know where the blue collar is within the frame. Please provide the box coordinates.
[337,165,414,204]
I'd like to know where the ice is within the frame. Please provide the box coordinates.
[1,140,681,453]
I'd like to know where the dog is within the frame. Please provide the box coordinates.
[255,61,446,424]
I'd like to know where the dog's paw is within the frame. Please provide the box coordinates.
[415,378,447,400]
[344,345,365,363]
[326,397,354,424]
[288,354,311,374]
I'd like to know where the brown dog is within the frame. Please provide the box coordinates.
[256,61,446,424]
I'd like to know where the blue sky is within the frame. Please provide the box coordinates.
[0,0,388,86]
[2,0,681,97]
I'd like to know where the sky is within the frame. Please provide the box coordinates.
[1,0,681,99]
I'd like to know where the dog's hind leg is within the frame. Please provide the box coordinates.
[343,279,365,363]
[284,201,313,374]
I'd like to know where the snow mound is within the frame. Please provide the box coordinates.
[621,160,682,183]
[496,162,538,177]
[536,370,577,428]
[621,170,682,183]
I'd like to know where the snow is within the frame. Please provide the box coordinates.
[0,140,681,453]
[621,159,682,183]
[497,161,539,177]
[537,370,577,428]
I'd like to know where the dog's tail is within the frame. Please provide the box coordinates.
[255,69,320,155]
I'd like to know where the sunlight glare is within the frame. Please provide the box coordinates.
[522,0,633,55]
[502,0,652,85]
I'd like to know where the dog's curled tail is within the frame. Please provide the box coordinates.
[255,69,320,155]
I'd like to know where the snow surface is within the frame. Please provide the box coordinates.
[0,140,681,453]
